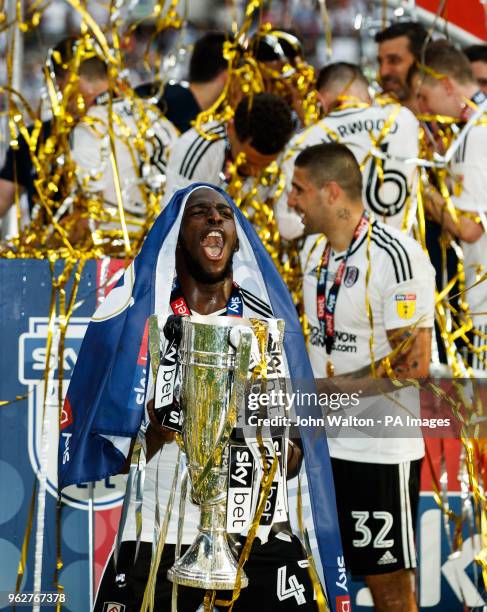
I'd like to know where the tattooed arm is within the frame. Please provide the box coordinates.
[385,326,432,378]
[316,326,432,397]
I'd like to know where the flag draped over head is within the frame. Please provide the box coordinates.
[58,182,350,611]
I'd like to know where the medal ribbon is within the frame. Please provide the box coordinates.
[317,211,368,355]
[169,278,244,317]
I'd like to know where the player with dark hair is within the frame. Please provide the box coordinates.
[164,92,294,197]
[375,21,428,108]
[91,185,325,611]
[293,143,363,201]
[465,44,487,94]
[375,21,428,61]
[418,41,487,370]
[232,93,294,157]
[189,31,228,83]
[289,142,435,612]
[136,31,228,133]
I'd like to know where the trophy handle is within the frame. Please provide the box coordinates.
[191,328,253,498]
[148,314,161,381]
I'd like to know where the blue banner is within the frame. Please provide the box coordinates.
[0,259,125,612]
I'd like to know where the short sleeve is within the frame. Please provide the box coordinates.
[451,126,487,213]
[71,119,106,193]
[163,127,225,207]
[274,144,305,240]
[382,243,435,330]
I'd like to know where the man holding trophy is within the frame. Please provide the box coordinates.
[59,184,349,611]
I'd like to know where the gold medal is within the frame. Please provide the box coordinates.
[326,359,335,378]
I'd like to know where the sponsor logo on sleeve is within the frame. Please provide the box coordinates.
[395,293,416,319]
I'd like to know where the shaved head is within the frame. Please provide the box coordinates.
[295,143,362,201]
[316,62,371,110]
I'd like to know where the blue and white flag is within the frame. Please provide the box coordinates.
[58,183,350,611]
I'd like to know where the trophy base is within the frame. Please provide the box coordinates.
[167,531,248,590]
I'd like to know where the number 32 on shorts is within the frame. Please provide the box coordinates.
[351,511,394,548]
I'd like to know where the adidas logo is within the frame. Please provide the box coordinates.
[377,550,397,565]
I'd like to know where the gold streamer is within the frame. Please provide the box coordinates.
[317,0,332,60]
[0,394,28,406]
[140,451,181,612]
[14,483,38,598]
[215,319,277,610]
[363,218,376,376]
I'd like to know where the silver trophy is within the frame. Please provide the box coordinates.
[167,315,253,590]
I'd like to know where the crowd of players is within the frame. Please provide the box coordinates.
[2,21,487,612]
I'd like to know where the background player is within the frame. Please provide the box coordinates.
[375,21,428,111]
[70,51,178,240]
[289,143,435,612]
[418,41,487,371]
[136,32,228,134]
[164,92,293,197]
[277,62,420,239]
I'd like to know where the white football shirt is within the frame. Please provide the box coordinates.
[450,119,487,348]
[71,95,178,226]
[276,103,420,239]
[164,120,228,202]
[302,216,435,463]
